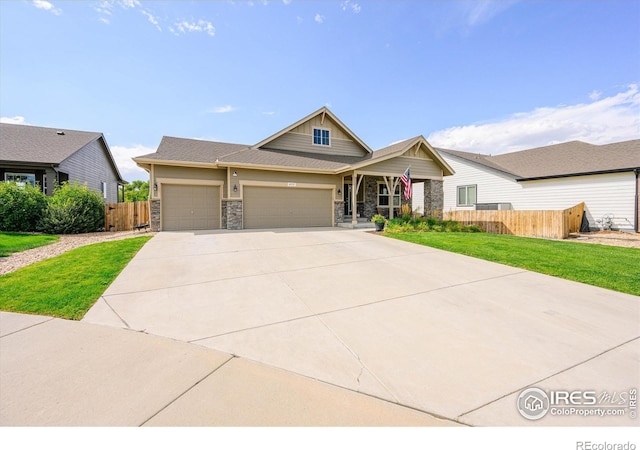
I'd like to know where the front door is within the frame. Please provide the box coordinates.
[343,183,352,216]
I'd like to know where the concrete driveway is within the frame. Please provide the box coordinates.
[81,228,639,426]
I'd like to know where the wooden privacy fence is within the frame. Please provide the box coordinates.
[443,202,585,239]
[104,201,150,232]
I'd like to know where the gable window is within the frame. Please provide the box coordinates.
[457,184,477,207]
[378,183,401,208]
[5,173,36,187]
[313,128,330,146]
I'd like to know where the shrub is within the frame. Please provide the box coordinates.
[0,182,48,232]
[38,182,105,234]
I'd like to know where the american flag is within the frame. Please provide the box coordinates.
[401,167,412,200]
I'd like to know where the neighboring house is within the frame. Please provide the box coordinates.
[434,140,640,232]
[134,107,454,231]
[0,123,126,203]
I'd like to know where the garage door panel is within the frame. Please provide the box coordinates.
[162,185,220,231]
[244,187,332,229]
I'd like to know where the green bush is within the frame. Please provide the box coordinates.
[383,215,481,234]
[0,182,48,232]
[38,183,105,234]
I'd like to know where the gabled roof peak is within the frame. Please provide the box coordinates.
[252,106,372,154]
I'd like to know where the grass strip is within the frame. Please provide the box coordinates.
[0,236,152,320]
[0,232,59,257]
[387,232,640,296]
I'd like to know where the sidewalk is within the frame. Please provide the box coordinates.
[0,311,457,426]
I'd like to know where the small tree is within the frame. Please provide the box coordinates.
[38,182,105,234]
[124,180,149,202]
[0,181,48,232]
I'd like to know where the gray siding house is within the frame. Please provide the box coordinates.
[0,123,126,203]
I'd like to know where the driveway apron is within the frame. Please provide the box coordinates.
[83,228,640,426]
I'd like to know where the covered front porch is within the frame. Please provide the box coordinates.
[336,172,444,227]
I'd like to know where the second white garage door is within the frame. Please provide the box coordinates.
[162,184,220,231]
[243,186,332,229]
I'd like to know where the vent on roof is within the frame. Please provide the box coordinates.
[56,131,65,135]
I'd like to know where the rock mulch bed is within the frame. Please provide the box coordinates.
[0,231,155,276]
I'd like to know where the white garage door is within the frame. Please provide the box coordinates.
[243,186,332,229]
[162,185,220,231]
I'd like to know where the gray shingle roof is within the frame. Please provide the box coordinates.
[218,147,362,171]
[0,123,102,164]
[438,139,640,179]
[138,136,249,164]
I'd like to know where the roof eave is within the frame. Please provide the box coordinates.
[216,160,338,174]
[516,167,640,182]
[133,157,218,169]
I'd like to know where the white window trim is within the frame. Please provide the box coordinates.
[377,182,401,208]
[5,172,36,187]
[312,127,331,147]
[101,181,108,199]
[457,184,477,207]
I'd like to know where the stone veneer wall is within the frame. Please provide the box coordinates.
[150,199,160,231]
[423,180,444,219]
[334,201,344,225]
[363,176,380,219]
[225,200,243,230]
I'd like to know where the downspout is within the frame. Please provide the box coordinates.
[635,169,639,232]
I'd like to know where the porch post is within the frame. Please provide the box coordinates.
[352,171,359,225]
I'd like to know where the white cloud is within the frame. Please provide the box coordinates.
[589,90,602,101]
[117,0,141,9]
[0,116,30,125]
[282,0,292,4]
[314,13,324,24]
[172,19,216,36]
[427,84,640,154]
[262,111,276,116]
[32,0,62,15]
[208,105,236,114]
[110,144,154,181]
[462,0,518,26]
[341,1,361,14]
[141,10,161,31]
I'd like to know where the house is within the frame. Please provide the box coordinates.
[134,107,454,231]
[0,123,126,203]
[434,140,640,232]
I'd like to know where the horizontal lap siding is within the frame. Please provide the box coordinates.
[362,156,442,179]
[264,132,365,156]
[58,139,120,203]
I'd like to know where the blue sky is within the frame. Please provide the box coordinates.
[1,0,638,181]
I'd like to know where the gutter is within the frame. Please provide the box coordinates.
[516,167,637,182]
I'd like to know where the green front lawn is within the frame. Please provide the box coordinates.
[387,232,640,296]
[0,232,59,257]
[0,236,152,320]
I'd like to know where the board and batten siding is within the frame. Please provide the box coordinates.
[441,153,637,231]
[57,138,121,203]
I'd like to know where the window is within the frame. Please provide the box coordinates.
[101,182,107,199]
[378,183,401,207]
[313,128,330,146]
[5,173,36,187]
[457,184,477,207]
